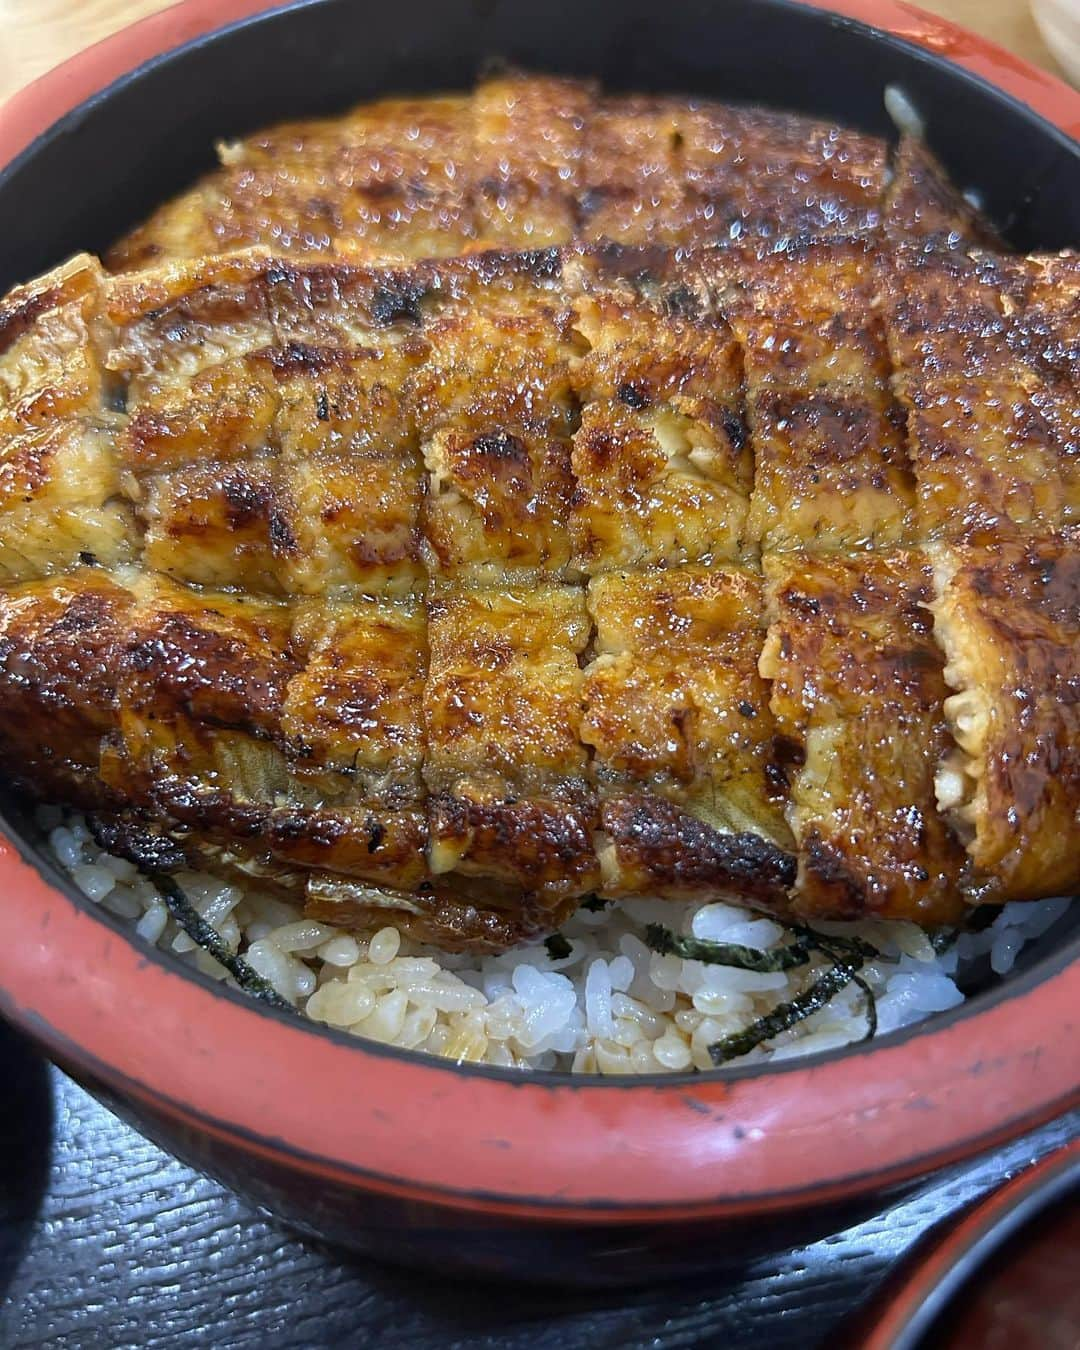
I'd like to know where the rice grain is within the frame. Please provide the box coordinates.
[35,805,1071,1076]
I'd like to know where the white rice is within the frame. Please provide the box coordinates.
[38,804,1072,1075]
[884,84,926,140]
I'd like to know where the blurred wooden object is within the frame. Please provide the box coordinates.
[0,0,1063,107]
[917,0,1060,73]
[0,0,175,105]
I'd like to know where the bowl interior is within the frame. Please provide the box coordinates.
[2,0,1080,295]
[3,793,1078,1085]
[0,0,1078,1075]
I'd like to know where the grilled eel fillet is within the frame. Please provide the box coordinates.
[107,75,992,272]
[0,238,1076,949]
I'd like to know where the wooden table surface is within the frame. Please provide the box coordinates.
[0,0,1064,106]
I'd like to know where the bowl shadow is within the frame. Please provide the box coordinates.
[0,1020,54,1301]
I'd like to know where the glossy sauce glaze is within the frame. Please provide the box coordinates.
[0,80,1076,952]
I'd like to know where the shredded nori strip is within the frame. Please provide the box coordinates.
[696,919,881,1064]
[147,869,296,1014]
[789,928,879,1045]
[708,960,861,1064]
[644,923,811,973]
[930,928,959,954]
[850,971,878,1042]
[790,924,880,962]
[579,894,608,913]
[544,933,573,961]
[641,918,880,1061]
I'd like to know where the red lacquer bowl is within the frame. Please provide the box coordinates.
[0,0,1077,1283]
